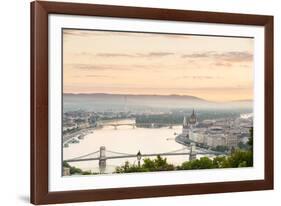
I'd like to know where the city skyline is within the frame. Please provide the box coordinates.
[63,29,254,102]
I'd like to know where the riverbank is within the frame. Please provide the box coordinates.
[175,134,196,146]
[63,127,94,146]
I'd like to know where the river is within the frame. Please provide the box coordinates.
[63,119,200,173]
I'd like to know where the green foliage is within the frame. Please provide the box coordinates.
[115,156,175,173]
[69,166,82,175]
[180,157,214,170]
[143,155,175,171]
[179,149,253,170]
[115,161,149,173]
[227,150,253,167]
[63,161,71,168]
[82,171,92,175]
[212,156,230,168]
[238,161,247,167]
[115,146,253,174]
[63,161,93,175]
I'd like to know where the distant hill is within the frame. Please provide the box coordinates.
[63,93,252,112]
[64,93,206,100]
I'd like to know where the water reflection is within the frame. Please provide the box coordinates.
[63,119,192,173]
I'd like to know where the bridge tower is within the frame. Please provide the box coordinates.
[99,146,106,173]
[189,143,197,161]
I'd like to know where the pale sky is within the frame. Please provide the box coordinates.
[63,29,254,102]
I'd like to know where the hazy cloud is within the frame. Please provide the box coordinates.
[182,51,253,63]
[67,64,121,71]
[182,51,216,58]
[213,62,233,67]
[239,64,251,68]
[84,74,113,78]
[137,52,174,57]
[192,76,216,80]
[96,53,135,57]
[176,75,219,80]
[66,63,158,71]
[95,52,174,58]
[214,52,253,62]
[72,74,113,78]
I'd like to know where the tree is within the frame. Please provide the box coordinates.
[82,171,92,175]
[115,161,149,173]
[69,166,82,174]
[63,161,71,168]
[180,157,214,170]
[63,161,93,175]
[142,155,175,171]
[227,150,253,167]
[115,156,175,173]
[212,156,230,168]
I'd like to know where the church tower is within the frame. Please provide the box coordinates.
[182,109,198,139]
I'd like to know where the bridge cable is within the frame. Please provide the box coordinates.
[166,147,191,154]
[68,150,100,161]
[106,150,134,156]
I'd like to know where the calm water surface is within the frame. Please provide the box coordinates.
[63,119,200,173]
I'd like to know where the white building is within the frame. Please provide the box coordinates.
[226,134,239,148]
[190,129,205,144]
[204,126,227,147]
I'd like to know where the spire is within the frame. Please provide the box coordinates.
[189,109,197,124]
[191,109,196,118]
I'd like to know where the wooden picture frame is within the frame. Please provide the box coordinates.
[31,1,274,204]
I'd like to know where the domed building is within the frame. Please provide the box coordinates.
[189,109,197,125]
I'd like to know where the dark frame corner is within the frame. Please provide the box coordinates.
[31,1,273,204]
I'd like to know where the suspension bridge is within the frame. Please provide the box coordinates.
[64,144,226,173]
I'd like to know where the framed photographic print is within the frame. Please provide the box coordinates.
[30,1,274,204]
